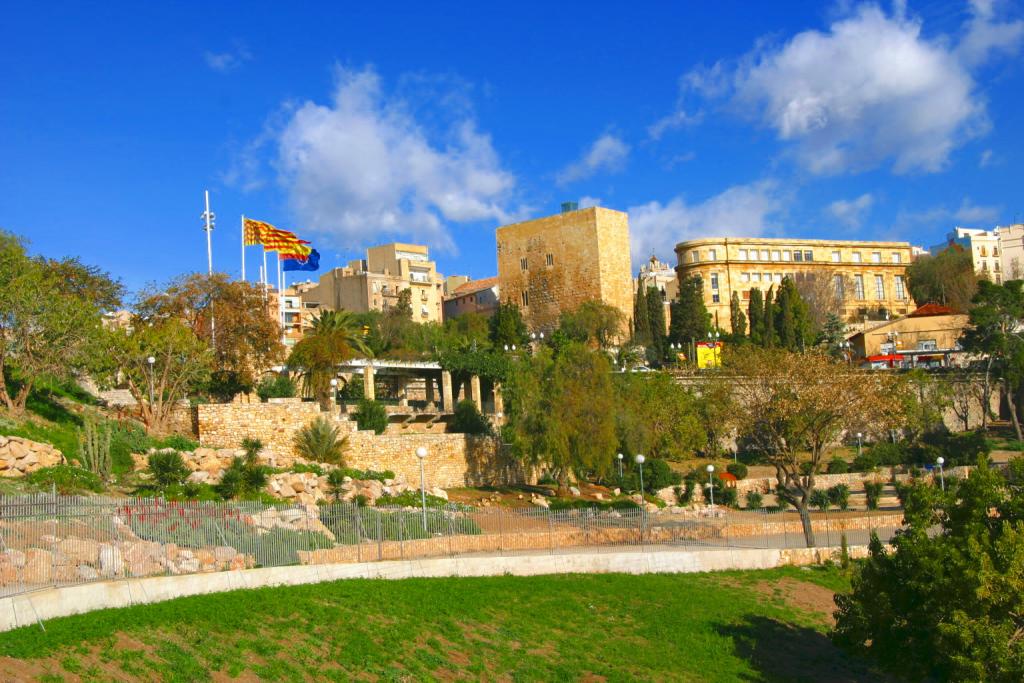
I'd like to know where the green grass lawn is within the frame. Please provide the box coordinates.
[0,567,895,682]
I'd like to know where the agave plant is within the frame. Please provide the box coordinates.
[293,416,347,465]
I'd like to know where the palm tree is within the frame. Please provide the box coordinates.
[288,310,370,408]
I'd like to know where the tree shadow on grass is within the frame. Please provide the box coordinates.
[717,616,899,683]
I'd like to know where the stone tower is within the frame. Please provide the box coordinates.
[496,206,633,336]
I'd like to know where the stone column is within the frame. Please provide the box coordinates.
[492,381,504,416]
[424,375,436,405]
[363,365,376,401]
[469,374,482,412]
[441,370,454,412]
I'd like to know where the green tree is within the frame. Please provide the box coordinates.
[669,275,710,350]
[774,276,813,351]
[692,373,737,459]
[906,245,979,312]
[488,301,529,349]
[0,231,121,415]
[451,399,492,435]
[729,291,747,339]
[834,461,1024,681]
[503,344,616,491]
[353,399,388,434]
[288,310,370,409]
[818,312,846,352]
[632,282,651,346]
[102,318,212,434]
[646,287,667,360]
[614,372,705,461]
[762,286,777,347]
[558,300,626,350]
[961,279,1024,438]
[747,288,764,346]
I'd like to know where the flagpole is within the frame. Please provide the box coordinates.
[240,215,246,281]
[277,253,284,337]
[263,247,269,294]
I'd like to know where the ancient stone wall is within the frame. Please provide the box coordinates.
[195,402,522,488]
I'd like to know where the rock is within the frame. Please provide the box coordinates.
[430,487,449,501]
[57,538,100,565]
[77,565,99,581]
[22,549,52,584]
[569,486,581,497]
[613,488,621,496]
[214,546,236,563]
[593,493,604,501]
[98,544,124,578]
[186,471,210,484]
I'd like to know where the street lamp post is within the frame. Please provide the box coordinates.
[616,452,624,481]
[634,454,645,501]
[706,464,715,507]
[416,446,429,530]
[707,331,721,366]
[329,378,338,406]
[146,356,156,407]
[936,456,946,491]
[856,432,863,459]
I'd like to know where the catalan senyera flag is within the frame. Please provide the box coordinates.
[243,217,311,255]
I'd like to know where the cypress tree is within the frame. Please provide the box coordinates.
[777,280,796,350]
[669,275,710,347]
[647,286,667,357]
[633,281,651,346]
[730,290,747,339]
[748,288,764,346]
[763,286,777,348]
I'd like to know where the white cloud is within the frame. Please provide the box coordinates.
[647,110,700,140]
[957,0,1024,66]
[979,148,994,167]
[828,193,875,228]
[663,1,1022,175]
[204,44,252,73]
[955,198,1000,224]
[896,197,1001,231]
[269,66,516,251]
[578,196,603,208]
[555,134,630,185]
[627,180,783,265]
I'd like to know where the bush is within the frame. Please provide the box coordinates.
[326,469,347,500]
[256,374,296,401]
[852,450,879,472]
[828,484,851,511]
[826,457,850,474]
[863,481,884,510]
[450,400,492,435]
[353,399,388,435]
[867,442,907,467]
[109,421,151,474]
[216,457,269,500]
[913,430,990,467]
[25,465,104,494]
[337,467,395,482]
[675,480,696,505]
[746,490,763,510]
[293,416,347,465]
[704,477,737,507]
[620,458,682,494]
[147,451,189,488]
[290,462,325,476]
[809,488,830,511]
[726,462,748,480]
[548,498,640,511]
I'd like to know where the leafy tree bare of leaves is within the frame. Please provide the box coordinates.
[726,348,910,546]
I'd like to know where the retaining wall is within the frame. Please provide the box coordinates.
[0,544,870,633]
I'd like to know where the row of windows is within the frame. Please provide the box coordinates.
[704,273,907,302]
[520,254,555,271]
[688,247,904,264]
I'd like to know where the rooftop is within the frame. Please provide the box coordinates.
[450,276,499,297]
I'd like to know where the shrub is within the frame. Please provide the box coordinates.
[809,488,830,512]
[852,450,879,472]
[293,416,347,465]
[337,467,394,482]
[147,451,190,488]
[109,420,152,473]
[675,479,696,505]
[826,457,850,474]
[216,457,269,500]
[864,481,884,510]
[450,400,492,435]
[746,490,764,510]
[326,469,347,500]
[828,484,851,511]
[353,399,388,434]
[256,374,296,401]
[290,462,325,476]
[25,465,103,494]
[704,477,737,507]
[867,442,907,467]
[241,437,263,462]
[726,462,748,480]
[621,458,682,494]
[549,498,639,511]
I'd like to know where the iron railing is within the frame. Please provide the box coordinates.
[0,493,905,598]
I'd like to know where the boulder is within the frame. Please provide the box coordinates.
[98,544,124,578]
[569,486,581,497]
[22,549,52,584]
[56,538,100,565]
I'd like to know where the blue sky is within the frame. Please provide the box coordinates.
[2,1,1023,295]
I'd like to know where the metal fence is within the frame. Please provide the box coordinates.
[0,493,905,599]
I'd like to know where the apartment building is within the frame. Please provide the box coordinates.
[443,277,500,320]
[930,227,1003,283]
[496,205,633,335]
[675,237,916,332]
[302,243,445,323]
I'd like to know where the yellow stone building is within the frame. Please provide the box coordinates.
[496,206,633,335]
[674,237,917,332]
